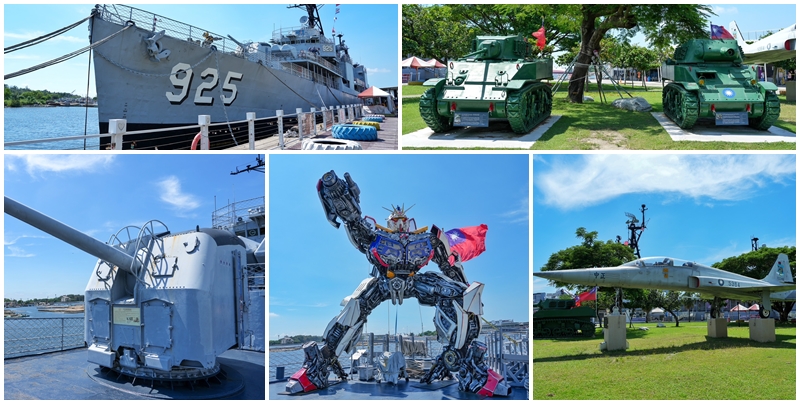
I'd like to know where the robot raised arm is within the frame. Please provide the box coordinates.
[317,170,376,252]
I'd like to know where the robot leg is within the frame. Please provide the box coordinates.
[421,281,509,395]
[286,277,384,394]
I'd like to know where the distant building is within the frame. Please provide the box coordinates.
[280,336,293,344]
[60,296,70,303]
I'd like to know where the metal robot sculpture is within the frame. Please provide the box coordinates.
[285,170,509,397]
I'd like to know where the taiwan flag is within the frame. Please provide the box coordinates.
[575,286,597,307]
[445,224,488,265]
[711,24,734,40]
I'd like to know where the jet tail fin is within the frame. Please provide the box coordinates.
[729,20,747,44]
[762,253,794,284]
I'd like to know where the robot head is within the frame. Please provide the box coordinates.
[384,204,415,232]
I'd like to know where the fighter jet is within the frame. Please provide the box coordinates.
[534,254,795,318]
[729,21,796,64]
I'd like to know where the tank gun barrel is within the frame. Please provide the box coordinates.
[4,196,142,274]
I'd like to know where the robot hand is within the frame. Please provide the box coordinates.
[317,170,362,228]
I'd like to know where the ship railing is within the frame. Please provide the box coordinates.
[485,330,529,388]
[4,317,85,359]
[98,4,237,54]
[269,333,443,382]
[3,102,364,151]
[212,196,266,231]
[278,62,339,90]
[271,26,334,45]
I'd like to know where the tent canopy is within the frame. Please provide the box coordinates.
[358,86,390,98]
[401,56,433,69]
[426,58,445,68]
[730,304,750,311]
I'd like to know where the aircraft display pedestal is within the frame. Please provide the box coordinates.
[600,314,628,351]
[707,318,728,338]
[749,318,775,342]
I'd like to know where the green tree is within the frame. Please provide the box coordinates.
[567,5,712,103]
[540,227,637,313]
[402,5,478,62]
[712,246,796,321]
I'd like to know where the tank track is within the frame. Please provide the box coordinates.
[506,83,552,134]
[662,83,699,129]
[419,87,453,133]
[532,318,595,339]
[748,91,781,131]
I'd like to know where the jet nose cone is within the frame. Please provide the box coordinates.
[533,271,566,281]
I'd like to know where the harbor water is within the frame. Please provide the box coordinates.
[4,306,85,358]
[4,107,100,150]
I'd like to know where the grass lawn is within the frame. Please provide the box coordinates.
[533,322,796,400]
[401,83,796,150]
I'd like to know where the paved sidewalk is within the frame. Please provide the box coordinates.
[402,116,561,149]
[651,113,796,143]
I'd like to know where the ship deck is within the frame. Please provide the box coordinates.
[4,347,265,400]
[268,377,528,400]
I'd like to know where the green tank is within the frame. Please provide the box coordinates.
[532,299,596,338]
[419,35,553,134]
[662,39,780,130]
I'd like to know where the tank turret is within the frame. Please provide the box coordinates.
[670,39,743,64]
[419,34,553,134]
[532,299,596,338]
[4,196,262,381]
[661,38,780,130]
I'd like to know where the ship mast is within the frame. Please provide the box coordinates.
[287,4,324,34]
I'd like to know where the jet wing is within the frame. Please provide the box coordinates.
[693,276,795,293]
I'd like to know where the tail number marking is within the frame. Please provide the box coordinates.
[166,63,243,106]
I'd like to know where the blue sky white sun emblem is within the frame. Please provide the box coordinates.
[722,88,735,98]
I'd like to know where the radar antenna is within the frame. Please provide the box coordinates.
[621,204,647,258]
[751,236,759,251]
[230,155,265,175]
[288,4,324,34]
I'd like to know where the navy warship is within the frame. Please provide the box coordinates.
[90,4,369,149]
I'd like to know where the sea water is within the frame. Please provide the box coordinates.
[4,107,100,150]
[4,306,85,358]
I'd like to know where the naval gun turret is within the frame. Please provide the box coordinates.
[4,196,263,382]
[661,39,781,130]
[420,35,553,134]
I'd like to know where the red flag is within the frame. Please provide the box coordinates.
[575,286,597,307]
[445,224,488,265]
[532,26,546,51]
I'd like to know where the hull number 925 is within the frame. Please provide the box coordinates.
[165,63,243,106]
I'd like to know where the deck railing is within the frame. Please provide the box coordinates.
[4,317,85,359]
[4,104,362,151]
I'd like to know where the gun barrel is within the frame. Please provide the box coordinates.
[4,196,141,273]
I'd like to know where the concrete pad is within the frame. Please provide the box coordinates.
[707,318,728,338]
[749,318,776,342]
[651,112,796,143]
[402,115,561,149]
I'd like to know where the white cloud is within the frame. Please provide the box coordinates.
[8,155,115,176]
[4,234,47,246]
[500,196,529,224]
[6,246,34,258]
[536,155,795,210]
[269,312,279,318]
[713,6,738,15]
[156,176,201,212]
[4,32,83,43]
[367,67,391,74]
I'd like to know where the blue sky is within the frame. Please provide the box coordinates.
[4,154,265,300]
[269,154,529,339]
[533,154,797,296]
[4,4,399,96]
